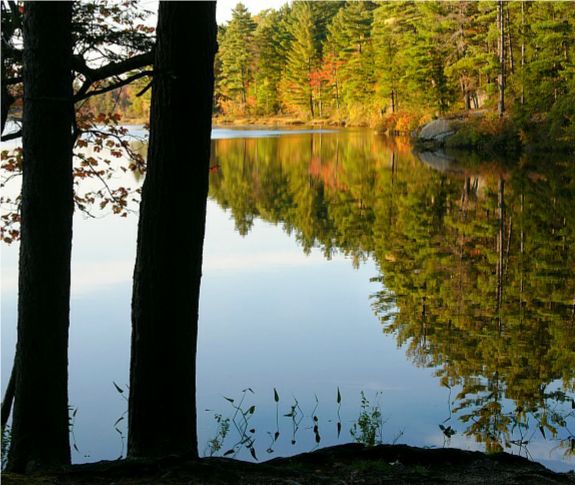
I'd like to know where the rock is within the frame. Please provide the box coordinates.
[416,150,458,172]
[418,119,455,142]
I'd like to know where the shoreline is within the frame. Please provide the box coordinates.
[2,443,573,484]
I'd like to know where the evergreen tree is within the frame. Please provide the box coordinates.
[283,1,318,117]
[217,3,256,114]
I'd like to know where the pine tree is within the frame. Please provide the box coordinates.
[218,3,256,114]
[283,1,318,117]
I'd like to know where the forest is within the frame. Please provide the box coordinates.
[90,2,575,149]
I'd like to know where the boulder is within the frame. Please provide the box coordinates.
[418,119,455,142]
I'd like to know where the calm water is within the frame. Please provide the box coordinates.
[1,128,574,471]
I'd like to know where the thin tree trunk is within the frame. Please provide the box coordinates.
[128,2,217,458]
[1,364,15,427]
[7,1,73,472]
[496,178,505,326]
[497,0,506,117]
[520,1,525,105]
[506,7,514,75]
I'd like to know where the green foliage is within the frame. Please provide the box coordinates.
[205,414,231,457]
[217,3,257,114]
[212,0,574,136]
[350,392,383,447]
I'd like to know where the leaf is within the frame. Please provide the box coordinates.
[249,429,256,434]
[315,432,321,443]
[246,405,256,415]
[113,416,124,427]
[274,431,280,441]
[337,422,342,437]
[539,426,546,439]
[274,388,280,402]
[249,447,258,461]
[223,449,235,456]
[337,387,341,404]
[113,382,124,394]
[224,396,234,403]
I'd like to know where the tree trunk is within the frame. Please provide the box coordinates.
[506,8,514,75]
[497,0,506,117]
[7,1,73,472]
[520,1,525,105]
[1,363,15,428]
[128,2,217,458]
[496,178,505,326]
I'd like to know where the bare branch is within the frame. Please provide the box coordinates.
[1,130,22,142]
[72,51,153,83]
[74,70,153,101]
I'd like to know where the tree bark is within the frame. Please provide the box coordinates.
[7,1,73,472]
[128,2,217,458]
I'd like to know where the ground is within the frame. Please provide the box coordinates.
[3,444,574,484]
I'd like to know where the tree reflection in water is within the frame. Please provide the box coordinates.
[209,130,575,459]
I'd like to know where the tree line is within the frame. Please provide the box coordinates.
[216,1,574,140]
[1,1,216,472]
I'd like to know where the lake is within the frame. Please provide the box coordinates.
[1,127,573,471]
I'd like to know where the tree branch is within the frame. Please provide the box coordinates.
[1,130,22,142]
[72,51,153,83]
[74,70,153,101]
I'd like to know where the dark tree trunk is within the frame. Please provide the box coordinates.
[128,2,217,458]
[7,1,73,472]
[1,363,16,428]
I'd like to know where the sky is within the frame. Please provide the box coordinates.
[216,0,288,24]
[141,0,289,25]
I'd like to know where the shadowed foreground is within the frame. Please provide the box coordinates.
[2,444,574,484]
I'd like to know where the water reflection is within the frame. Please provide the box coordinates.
[209,131,575,463]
